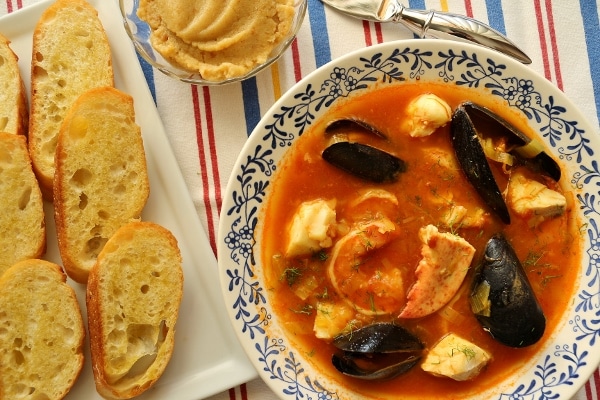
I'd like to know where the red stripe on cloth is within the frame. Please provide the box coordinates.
[5,0,12,13]
[544,0,563,90]
[533,0,552,81]
[240,383,248,400]
[291,39,302,83]
[362,20,372,47]
[191,85,218,255]
[594,369,600,400]
[586,369,600,400]
[463,0,473,17]
[201,86,222,216]
[227,387,236,400]
[202,86,222,254]
[375,22,384,44]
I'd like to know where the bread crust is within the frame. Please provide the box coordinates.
[53,86,149,284]
[86,221,183,399]
[29,0,114,198]
[0,259,85,400]
[0,33,28,136]
[0,132,46,275]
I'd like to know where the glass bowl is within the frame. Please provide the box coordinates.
[119,0,307,85]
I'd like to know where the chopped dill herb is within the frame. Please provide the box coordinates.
[313,250,329,261]
[316,287,329,300]
[451,345,476,360]
[542,274,562,287]
[355,230,374,251]
[523,251,546,268]
[367,292,376,312]
[290,304,313,315]
[316,304,331,316]
[448,220,464,236]
[352,256,363,271]
[342,320,359,337]
[281,267,302,286]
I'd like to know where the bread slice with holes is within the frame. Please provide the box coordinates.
[0,259,85,400]
[29,0,113,198]
[54,86,149,284]
[86,221,183,399]
[0,132,45,276]
[0,33,28,136]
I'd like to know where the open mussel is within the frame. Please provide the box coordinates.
[451,106,511,224]
[325,118,387,138]
[463,102,560,181]
[331,322,424,380]
[323,142,406,183]
[323,118,406,183]
[470,234,546,348]
[451,103,562,224]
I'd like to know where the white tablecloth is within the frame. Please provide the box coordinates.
[2,0,599,399]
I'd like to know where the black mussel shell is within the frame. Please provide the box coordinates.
[332,323,423,380]
[333,323,424,354]
[462,102,561,181]
[470,234,546,348]
[332,353,421,381]
[322,142,406,183]
[325,118,387,138]
[451,106,511,224]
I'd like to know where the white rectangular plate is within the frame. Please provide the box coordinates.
[0,0,257,398]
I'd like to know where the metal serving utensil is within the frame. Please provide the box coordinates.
[320,0,532,64]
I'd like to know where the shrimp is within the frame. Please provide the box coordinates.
[327,217,405,316]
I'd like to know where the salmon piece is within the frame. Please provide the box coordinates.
[399,225,475,319]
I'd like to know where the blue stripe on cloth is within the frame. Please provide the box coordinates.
[241,78,261,137]
[408,0,426,10]
[579,0,600,124]
[407,0,429,38]
[484,0,507,34]
[136,53,157,105]
[308,0,331,67]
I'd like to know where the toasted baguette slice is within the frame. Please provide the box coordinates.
[29,0,114,198]
[0,132,45,275]
[87,221,183,399]
[54,87,149,283]
[0,33,27,136]
[0,259,85,400]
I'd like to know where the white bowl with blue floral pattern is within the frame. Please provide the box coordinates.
[218,39,600,399]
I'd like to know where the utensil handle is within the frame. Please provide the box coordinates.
[395,6,532,64]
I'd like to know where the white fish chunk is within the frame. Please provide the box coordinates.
[286,199,337,257]
[313,301,355,339]
[404,93,452,137]
[421,333,491,381]
[507,171,566,226]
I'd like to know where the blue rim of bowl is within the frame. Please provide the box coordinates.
[218,39,600,399]
[118,0,307,86]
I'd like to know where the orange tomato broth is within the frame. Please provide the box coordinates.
[259,82,582,399]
